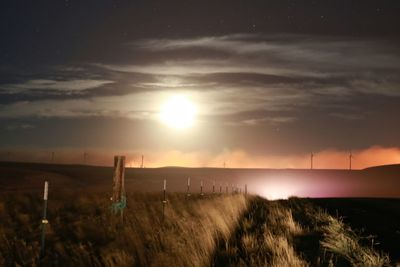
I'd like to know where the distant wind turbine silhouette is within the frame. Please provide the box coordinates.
[310,152,314,170]
[83,152,88,164]
[349,150,354,170]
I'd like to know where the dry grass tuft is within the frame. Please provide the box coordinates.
[213,197,309,267]
[318,214,390,267]
[288,197,391,267]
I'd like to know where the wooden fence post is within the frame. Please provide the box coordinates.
[111,155,126,221]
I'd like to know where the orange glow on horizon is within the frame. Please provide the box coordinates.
[3,146,400,170]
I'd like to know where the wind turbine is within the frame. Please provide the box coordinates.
[310,152,314,170]
[349,150,354,170]
[83,152,88,164]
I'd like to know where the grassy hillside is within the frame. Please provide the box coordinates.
[0,192,248,266]
[0,192,393,266]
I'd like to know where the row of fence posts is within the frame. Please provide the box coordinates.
[161,177,248,221]
[183,178,247,197]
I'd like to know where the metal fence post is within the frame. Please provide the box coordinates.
[162,179,167,220]
[187,177,191,197]
[40,181,49,258]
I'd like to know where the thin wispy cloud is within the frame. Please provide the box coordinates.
[4,123,35,131]
[2,79,114,92]
[96,59,327,79]
[129,34,400,76]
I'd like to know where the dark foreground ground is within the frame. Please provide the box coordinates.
[310,198,400,263]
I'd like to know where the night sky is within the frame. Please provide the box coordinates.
[1,0,400,168]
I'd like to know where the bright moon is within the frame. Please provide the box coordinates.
[159,95,197,129]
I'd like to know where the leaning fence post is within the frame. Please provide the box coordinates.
[40,181,49,258]
[226,182,228,194]
[212,180,215,194]
[245,184,247,196]
[162,179,167,220]
[219,182,222,193]
[187,177,191,197]
[111,155,126,222]
[200,180,204,196]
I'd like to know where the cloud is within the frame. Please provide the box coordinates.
[2,79,114,92]
[0,94,159,119]
[128,33,400,76]
[4,123,35,131]
[96,58,326,79]
[0,76,118,105]
[129,34,264,53]
[100,33,400,106]
[350,79,400,97]
[131,34,398,67]
[329,112,364,121]
[243,116,296,126]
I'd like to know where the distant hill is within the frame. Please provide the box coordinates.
[363,163,400,172]
[1,161,400,198]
